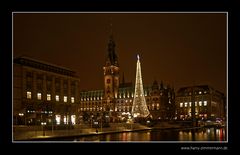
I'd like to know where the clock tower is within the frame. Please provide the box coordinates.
[103,34,119,113]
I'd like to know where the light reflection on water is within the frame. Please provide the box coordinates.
[73,127,226,142]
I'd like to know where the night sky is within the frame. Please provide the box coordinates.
[13,13,227,94]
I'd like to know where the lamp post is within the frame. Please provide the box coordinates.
[51,112,54,134]
[91,115,94,128]
[100,114,102,132]
[41,122,46,136]
[40,112,47,136]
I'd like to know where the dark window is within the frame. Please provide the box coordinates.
[71,82,76,95]
[26,71,33,78]
[107,79,111,84]
[46,77,52,91]
[55,78,60,93]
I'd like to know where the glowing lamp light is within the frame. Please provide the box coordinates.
[41,122,46,125]
[18,113,24,116]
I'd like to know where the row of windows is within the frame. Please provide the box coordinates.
[80,107,105,111]
[148,106,160,110]
[179,101,207,107]
[184,90,208,96]
[80,96,168,102]
[118,94,135,98]
[81,97,102,101]
[117,99,132,103]
[26,91,75,103]
[179,114,207,119]
[116,107,130,112]
[26,76,77,94]
[55,115,76,125]
[179,108,207,113]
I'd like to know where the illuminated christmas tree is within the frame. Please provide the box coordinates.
[131,54,150,118]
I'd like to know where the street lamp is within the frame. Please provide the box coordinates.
[91,115,94,128]
[41,122,46,136]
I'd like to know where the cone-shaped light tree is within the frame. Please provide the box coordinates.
[131,54,150,118]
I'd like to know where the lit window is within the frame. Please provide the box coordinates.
[56,95,59,102]
[195,101,197,106]
[184,102,188,107]
[199,91,202,94]
[189,102,192,107]
[71,115,76,125]
[199,101,202,106]
[71,97,75,103]
[37,93,42,100]
[64,96,67,102]
[47,94,51,101]
[204,101,207,106]
[180,103,183,107]
[64,116,68,124]
[27,91,31,99]
[55,115,60,125]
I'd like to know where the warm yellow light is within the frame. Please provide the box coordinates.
[56,95,59,102]
[27,91,31,99]
[71,97,75,103]
[37,93,42,100]
[64,96,67,102]
[18,113,24,116]
[47,94,51,101]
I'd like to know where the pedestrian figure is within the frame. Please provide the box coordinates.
[96,128,98,133]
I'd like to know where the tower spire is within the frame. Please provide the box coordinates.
[132,54,150,118]
[106,17,118,66]
[110,17,113,37]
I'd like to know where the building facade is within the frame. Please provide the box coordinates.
[13,36,226,127]
[78,35,176,122]
[13,57,80,126]
[175,85,226,121]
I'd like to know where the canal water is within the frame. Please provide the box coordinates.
[71,127,226,142]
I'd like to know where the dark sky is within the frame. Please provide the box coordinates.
[13,13,227,94]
